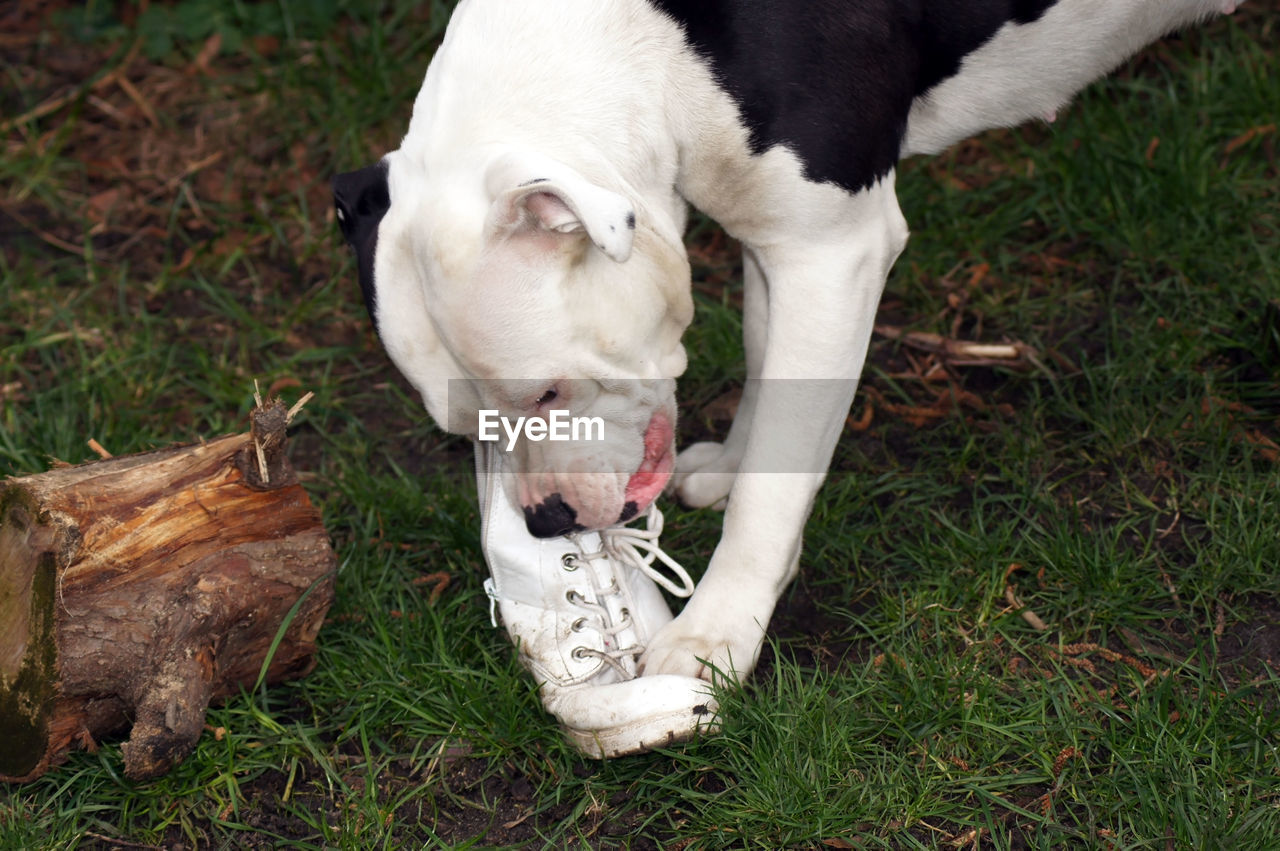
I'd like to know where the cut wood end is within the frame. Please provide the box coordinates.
[237,389,305,490]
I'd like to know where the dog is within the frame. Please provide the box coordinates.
[333,0,1244,684]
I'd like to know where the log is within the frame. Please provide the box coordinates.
[0,399,336,782]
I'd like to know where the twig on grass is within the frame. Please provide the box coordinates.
[945,826,985,849]
[0,203,87,256]
[1005,584,1049,630]
[1003,564,1049,630]
[1127,671,1162,700]
[116,74,161,128]
[502,810,533,830]
[861,385,1009,429]
[147,151,226,201]
[1118,628,1186,668]
[874,323,1037,368]
[0,38,143,134]
[81,834,162,851]
[87,94,132,125]
[1156,506,1182,539]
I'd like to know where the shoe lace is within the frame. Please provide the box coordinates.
[567,604,641,679]
[563,568,642,680]
[482,502,694,682]
[559,505,693,679]
[599,504,695,598]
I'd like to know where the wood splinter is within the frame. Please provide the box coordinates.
[0,395,336,782]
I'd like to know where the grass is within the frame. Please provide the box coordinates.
[2,2,1278,848]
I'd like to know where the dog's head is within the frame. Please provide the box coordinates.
[333,148,693,535]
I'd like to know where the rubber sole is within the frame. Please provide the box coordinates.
[562,701,720,758]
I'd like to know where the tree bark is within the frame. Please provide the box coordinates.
[0,401,336,781]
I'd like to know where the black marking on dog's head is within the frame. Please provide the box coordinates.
[619,500,639,523]
[332,161,391,326]
[625,211,636,230]
[524,493,586,538]
[648,0,1060,193]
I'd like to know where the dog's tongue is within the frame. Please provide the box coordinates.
[623,412,674,510]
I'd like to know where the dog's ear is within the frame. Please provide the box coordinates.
[332,160,391,323]
[485,152,635,262]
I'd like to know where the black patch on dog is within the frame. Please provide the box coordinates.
[648,0,1059,192]
[524,493,586,538]
[619,500,639,523]
[625,211,636,230]
[332,160,391,325]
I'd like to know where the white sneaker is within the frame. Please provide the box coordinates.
[475,443,718,757]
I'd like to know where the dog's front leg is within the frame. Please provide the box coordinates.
[671,249,768,509]
[642,176,909,682]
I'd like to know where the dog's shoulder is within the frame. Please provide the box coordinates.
[647,0,1060,192]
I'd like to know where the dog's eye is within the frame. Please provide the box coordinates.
[536,388,558,406]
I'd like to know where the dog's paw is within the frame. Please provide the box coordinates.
[639,613,765,684]
[671,441,739,509]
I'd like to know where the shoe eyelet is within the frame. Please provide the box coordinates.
[565,589,582,604]
[571,647,589,660]
[571,617,587,632]
[619,607,630,622]
[561,553,579,571]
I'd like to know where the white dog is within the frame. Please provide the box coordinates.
[334,0,1244,689]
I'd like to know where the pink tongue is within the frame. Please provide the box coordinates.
[624,413,673,509]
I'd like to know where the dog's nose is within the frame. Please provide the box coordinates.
[523,493,584,538]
